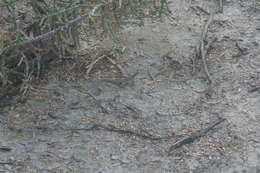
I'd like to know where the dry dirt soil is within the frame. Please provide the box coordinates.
[1,0,260,172]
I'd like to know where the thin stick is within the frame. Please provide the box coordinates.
[0,162,13,165]
[21,14,89,46]
[68,124,175,141]
[219,0,223,13]
[168,118,226,154]
[248,86,260,93]
[106,56,126,76]
[101,71,139,88]
[0,147,12,152]
[200,13,214,84]
[86,55,106,77]
[253,0,256,11]
[4,4,104,51]
[75,87,109,113]
[30,123,177,141]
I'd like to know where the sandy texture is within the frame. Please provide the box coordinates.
[0,0,260,172]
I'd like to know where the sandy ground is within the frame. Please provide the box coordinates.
[0,0,260,172]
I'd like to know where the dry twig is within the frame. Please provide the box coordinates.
[106,56,126,76]
[86,54,107,77]
[200,12,215,84]
[168,118,226,155]
[248,86,260,93]
[0,162,13,165]
[102,71,139,88]
[74,87,109,113]
[68,124,175,141]
[218,0,223,13]
[0,146,12,152]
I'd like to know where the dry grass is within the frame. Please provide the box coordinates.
[0,0,170,96]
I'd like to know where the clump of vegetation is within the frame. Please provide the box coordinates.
[0,0,170,96]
